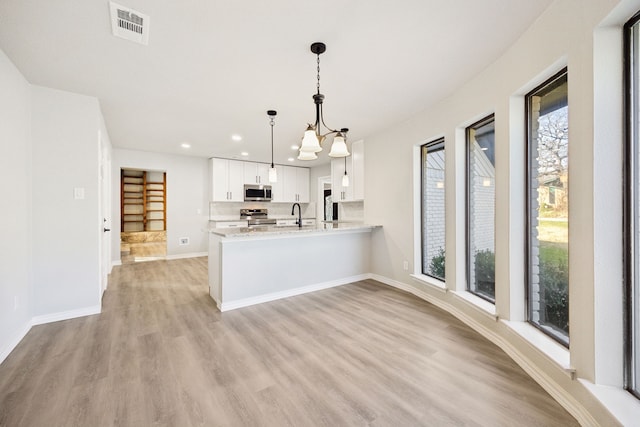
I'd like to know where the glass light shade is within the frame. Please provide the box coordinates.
[342,173,350,187]
[300,127,322,153]
[297,150,318,161]
[328,135,350,157]
[268,166,277,183]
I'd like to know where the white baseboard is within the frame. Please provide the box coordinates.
[0,320,32,365]
[111,252,206,267]
[367,273,597,427]
[220,274,369,312]
[31,305,101,326]
[166,252,208,260]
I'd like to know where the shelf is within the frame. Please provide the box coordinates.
[121,169,167,232]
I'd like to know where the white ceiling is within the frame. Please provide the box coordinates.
[0,0,553,166]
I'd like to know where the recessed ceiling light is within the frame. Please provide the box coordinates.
[232,134,242,142]
[287,157,295,162]
[291,145,299,150]
[180,143,191,148]
[240,151,249,156]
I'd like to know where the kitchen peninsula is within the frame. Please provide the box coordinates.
[208,222,380,311]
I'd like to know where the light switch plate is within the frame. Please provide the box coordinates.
[74,187,85,200]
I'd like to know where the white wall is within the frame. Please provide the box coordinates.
[0,48,32,362]
[309,163,331,204]
[31,86,103,319]
[1,50,109,361]
[111,149,210,262]
[364,0,636,424]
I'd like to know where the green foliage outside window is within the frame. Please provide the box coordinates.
[429,247,445,279]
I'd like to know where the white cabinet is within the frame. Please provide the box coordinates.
[275,218,315,227]
[210,158,309,203]
[211,220,248,229]
[331,140,364,202]
[351,140,364,201]
[243,162,270,185]
[210,158,244,202]
[332,157,353,202]
[271,165,285,202]
[282,166,309,203]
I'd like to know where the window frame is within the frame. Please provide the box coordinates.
[624,11,640,400]
[465,114,496,303]
[420,137,446,281]
[524,67,569,348]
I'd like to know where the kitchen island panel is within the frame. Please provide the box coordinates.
[209,228,373,311]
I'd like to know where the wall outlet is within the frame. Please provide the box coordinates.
[403,260,409,271]
[179,237,189,245]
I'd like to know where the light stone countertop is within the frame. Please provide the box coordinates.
[209,222,380,238]
[208,216,316,221]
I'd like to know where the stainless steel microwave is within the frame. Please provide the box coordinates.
[244,184,272,202]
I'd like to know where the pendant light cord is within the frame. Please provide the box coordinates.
[316,53,321,95]
[270,117,275,168]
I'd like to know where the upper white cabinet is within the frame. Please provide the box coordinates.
[271,165,286,202]
[331,140,364,202]
[283,166,309,203]
[351,140,364,201]
[210,158,244,202]
[243,162,270,185]
[210,158,309,203]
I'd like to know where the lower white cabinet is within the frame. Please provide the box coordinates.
[275,218,315,227]
[211,220,248,229]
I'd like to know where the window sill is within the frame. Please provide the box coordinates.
[410,274,447,293]
[502,320,571,373]
[579,380,640,427]
[450,290,497,320]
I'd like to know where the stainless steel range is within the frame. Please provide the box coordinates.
[240,208,276,227]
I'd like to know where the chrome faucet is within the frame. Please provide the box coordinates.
[291,203,302,227]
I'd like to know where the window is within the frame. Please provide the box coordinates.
[626,13,640,399]
[421,138,446,280]
[526,69,569,346]
[466,116,495,302]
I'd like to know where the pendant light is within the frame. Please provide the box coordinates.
[342,155,349,187]
[298,42,350,160]
[267,110,278,183]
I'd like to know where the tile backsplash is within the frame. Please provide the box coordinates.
[209,202,316,220]
[338,201,364,221]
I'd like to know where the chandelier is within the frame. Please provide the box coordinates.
[298,42,350,160]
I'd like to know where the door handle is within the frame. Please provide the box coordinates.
[104,228,111,232]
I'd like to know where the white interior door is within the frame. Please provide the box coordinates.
[99,130,112,295]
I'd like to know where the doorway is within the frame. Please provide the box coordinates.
[120,169,167,263]
[317,176,336,222]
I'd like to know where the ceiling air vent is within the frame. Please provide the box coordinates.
[109,2,150,45]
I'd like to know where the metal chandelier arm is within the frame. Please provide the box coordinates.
[298,41,350,159]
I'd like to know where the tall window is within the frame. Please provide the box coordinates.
[421,138,446,280]
[526,69,569,346]
[625,13,640,399]
[466,116,495,301]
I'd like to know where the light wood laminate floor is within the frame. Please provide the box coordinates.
[0,257,578,426]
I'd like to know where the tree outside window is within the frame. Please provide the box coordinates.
[527,70,569,346]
